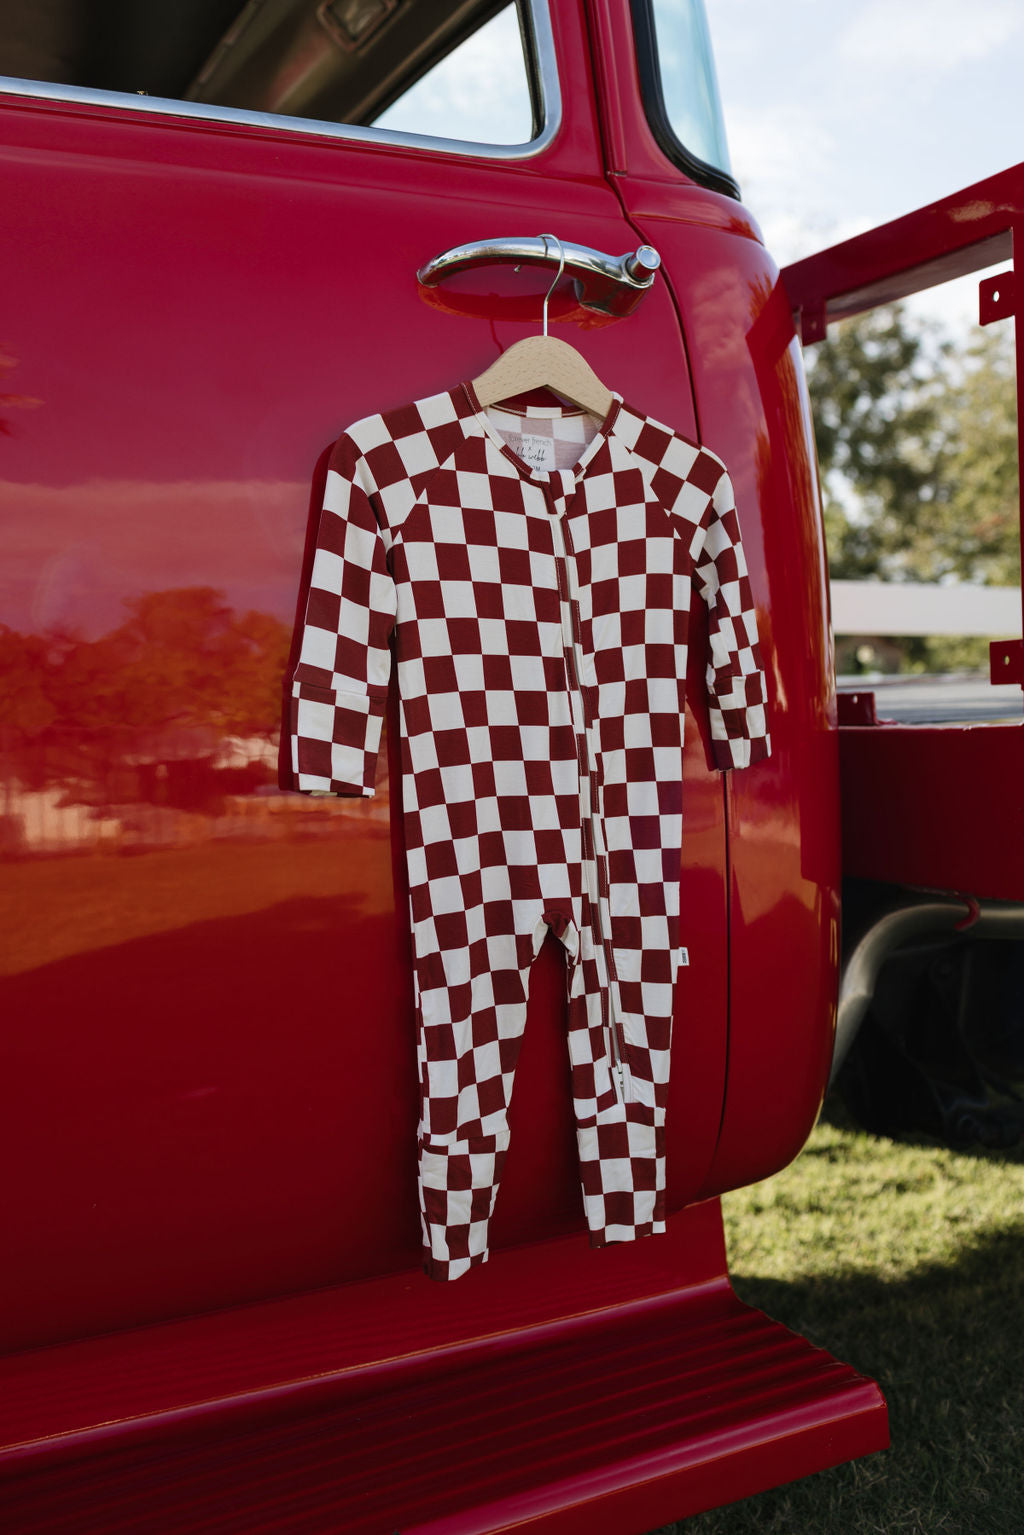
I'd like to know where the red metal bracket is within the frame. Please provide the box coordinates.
[979,269,1015,325]
[799,304,828,345]
[837,690,878,726]
[990,637,1024,684]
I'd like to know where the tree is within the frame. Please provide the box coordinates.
[931,324,1019,587]
[806,304,1020,671]
[807,303,951,580]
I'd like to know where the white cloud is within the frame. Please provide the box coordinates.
[723,102,872,265]
[726,100,836,205]
[839,0,1022,71]
[729,101,834,184]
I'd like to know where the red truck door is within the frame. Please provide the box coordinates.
[0,0,727,1351]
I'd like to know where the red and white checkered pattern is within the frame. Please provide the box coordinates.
[291,383,771,1280]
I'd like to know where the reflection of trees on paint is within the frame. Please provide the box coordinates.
[0,343,42,436]
[0,588,291,815]
[60,588,289,740]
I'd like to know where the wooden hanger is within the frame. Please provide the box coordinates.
[471,235,614,420]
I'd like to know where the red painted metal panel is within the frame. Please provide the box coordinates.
[0,1203,729,1469]
[0,1203,887,1534]
[840,723,1024,899]
[0,3,731,1352]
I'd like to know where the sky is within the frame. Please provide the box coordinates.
[705,0,1024,329]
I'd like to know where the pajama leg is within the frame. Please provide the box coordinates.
[562,902,667,1248]
[415,917,544,1282]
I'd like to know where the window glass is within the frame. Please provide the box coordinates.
[374,5,533,144]
[0,0,539,150]
[648,0,732,175]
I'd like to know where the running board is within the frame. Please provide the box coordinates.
[0,1202,887,1533]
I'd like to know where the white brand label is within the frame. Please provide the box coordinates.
[518,433,557,472]
[679,948,689,966]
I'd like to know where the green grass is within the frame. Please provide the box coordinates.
[652,1099,1024,1534]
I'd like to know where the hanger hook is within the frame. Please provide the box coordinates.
[538,233,565,338]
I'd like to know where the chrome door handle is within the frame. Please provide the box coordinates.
[417,236,661,318]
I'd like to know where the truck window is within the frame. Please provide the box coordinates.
[373,5,532,144]
[0,0,544,153]
[632,0,738,198]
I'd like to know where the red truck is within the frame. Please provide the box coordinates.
[1,0,1019,1529]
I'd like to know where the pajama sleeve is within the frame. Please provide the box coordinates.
[290,439,397,796]
[694,464,772,772]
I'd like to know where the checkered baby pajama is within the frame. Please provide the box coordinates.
[290,383,771,1280]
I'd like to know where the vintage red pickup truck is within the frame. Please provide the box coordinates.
[1,0,1021,1530]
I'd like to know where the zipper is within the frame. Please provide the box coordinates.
[580,791,625,1098]
[542,481,628,1102]
[588,791,628,1100]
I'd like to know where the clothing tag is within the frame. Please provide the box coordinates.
[517,432,557,472]
[679,948,689,966]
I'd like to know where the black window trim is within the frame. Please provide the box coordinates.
[630,0,741,201]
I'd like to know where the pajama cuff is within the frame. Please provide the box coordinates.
[712,731,772,772]
[290,682,385,796]
[423,1249,489,1283]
